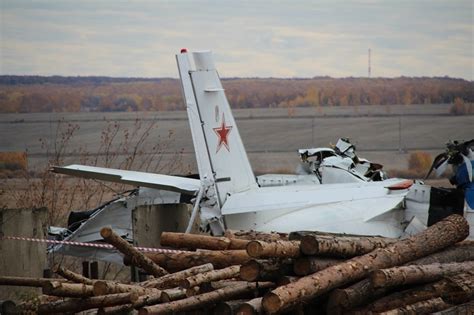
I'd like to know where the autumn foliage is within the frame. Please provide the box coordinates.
[0,152,28,172]
[408,151,433,176]
[0,76,473,113]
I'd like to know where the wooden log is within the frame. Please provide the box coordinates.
[93,280,161,296]
[0,276,66,287]
[52,264,94,285]
[371,261,474,288]
[181,265,240,289]
[289,230,391,240]
[236,297,263,315]
[246,240,300,258]
[97,304,133,315]
[293,257,342,276]
[408,242,474,265]
[37,292,139,314]
[353,277,458,313]
[378,297,451,315]
[161,287,187,302]
[228,238,251,250]
[262,214,469,314]
[276,276,300,286]
[160,232,231,250]
[142,250,251,272]
[213,299,246,315]
[140,263,214,289]
[300,234,395,257]
[138,282,274,315]
[224,230,288,242]
[327,243,474,312]
[240,259,293,282]
[42,281,94,297]
[101,226,168,277]
[326,278,389,314]
[430,300,474,315]
[442,271,474,304]
[185,286,200,297]
[199,280,248,294]
[361,280,446,313]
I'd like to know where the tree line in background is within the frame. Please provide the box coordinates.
[0,76,473,113]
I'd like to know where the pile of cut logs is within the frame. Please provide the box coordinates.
[1,214,473,314]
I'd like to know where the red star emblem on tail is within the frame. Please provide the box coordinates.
[213,113,233,152]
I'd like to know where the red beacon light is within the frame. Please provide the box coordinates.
[180,48,188,53]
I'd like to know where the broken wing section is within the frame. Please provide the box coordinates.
[52,164,201,195]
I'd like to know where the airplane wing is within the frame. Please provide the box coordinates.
[52,164,201,195]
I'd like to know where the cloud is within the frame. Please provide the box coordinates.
[1,0,472,79]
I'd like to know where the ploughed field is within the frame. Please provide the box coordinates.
[0,104,472,173]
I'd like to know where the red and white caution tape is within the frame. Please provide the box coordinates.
[1,235,186,254]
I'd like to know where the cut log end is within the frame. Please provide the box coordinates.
[238,304,257,315]
[93,281,108,296]
[239,260,260,282]
[370,270,388,288]
[262,292,282,314]
[246,241,264,258]
[300,235,319,255]
[100,227,113,239]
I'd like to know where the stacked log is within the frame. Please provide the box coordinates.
[4,215,472,314]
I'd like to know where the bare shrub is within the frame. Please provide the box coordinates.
[4,117,188,226]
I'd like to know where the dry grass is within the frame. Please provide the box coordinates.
[0,118,188,227]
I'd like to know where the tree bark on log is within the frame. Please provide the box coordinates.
[98,293,163,314]
[327,243,474,313]
[371,261,474,288]
[246,241,300,258]
[289,230,391,240]
[138,282,274,315]
[262,214,469,314]
[161,287,187,302]
[160,232,231,250]
[101,226,168,277]
[213,299,246,315]
[181,265,240,289]
[300,234,395,257]
[37,292,139,314]
[293,257,342,276]
[142,250,251,272]
[140,263,214,289]
[326,278,389,314]
[42,281,94,297]
[198,280,248,294]
[378,297,451,315]
[276,276,300,286]
[407,242,474,265]
[429,300,474,315]
[240,259,293,282]
[0,276,66,287]
[52,264,94,285]
[236,297,263,315]
[224,230,288,242]
[93,280,161,296]
[353,276,461,313]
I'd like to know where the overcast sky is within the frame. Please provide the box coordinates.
[1,0,472,79]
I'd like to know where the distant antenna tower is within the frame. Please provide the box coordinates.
[368,48,371,78]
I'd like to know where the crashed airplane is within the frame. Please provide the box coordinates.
[51,50,474,261]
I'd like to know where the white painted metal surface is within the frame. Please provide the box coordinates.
[52,164,200,194]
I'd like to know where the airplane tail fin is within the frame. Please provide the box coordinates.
[176,50,258,205]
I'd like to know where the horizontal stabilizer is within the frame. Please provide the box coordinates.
[52,164,201,195]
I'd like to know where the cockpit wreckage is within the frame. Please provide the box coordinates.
[50,51,474,263]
